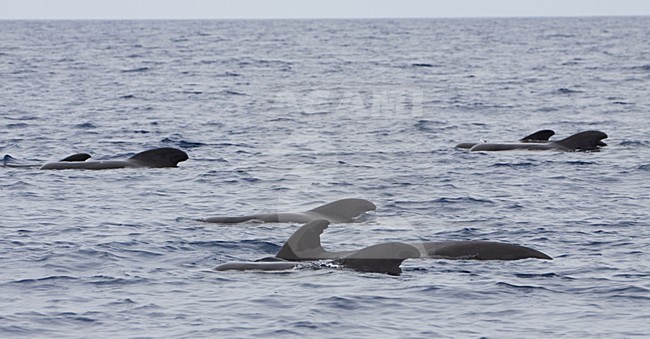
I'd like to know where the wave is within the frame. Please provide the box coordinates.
[74,122,97,129]
[120,67,150,73]
[495,282,553,292]
[411,63,437,68]
[221,90,247,96]
[190,240,281,254]
[629,64,650,71]
[434,197,495,204]
[7,275,79,285]
[556,87,583,94]
[489,162,536,168]
[6,123,29,129]
[84,275,150,286]
[161,135,206,148]
[620,140,648,147]
[637,164,650,171]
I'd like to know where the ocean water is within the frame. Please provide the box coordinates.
[1,17,649,337]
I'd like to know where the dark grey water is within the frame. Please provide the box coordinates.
[1,17,649,337]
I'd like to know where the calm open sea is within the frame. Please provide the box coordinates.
[1,17,649,337]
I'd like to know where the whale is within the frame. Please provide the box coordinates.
[3,153,91,169]
[216,220,420,275]
[216,240,420,276]
[408,241,552,260]
[39,148,188,169]
[469,130,607,152]
[3,148,188,170]
[202,198,377,224]
[215,219,551,275]
[42,147,188,169]
[455,129,556,149]
[275,220,552,261]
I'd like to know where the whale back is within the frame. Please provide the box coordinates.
[455,142,479,149]
[128,147,189,167]
[418,241,552,260]
[3,153,90,168]
[520,129,555,142]
[335,242,420,275]
[469,143,555,152]
[307,198,377,222]
[40,160,135,170]
[457,129,556,149]
[553,130,608,151]
[202,215,266,223]
[202,198,376,224]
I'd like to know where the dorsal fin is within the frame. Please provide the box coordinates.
[128,147,188,167]
[520,129,555,142]
[336,242,420,276]
[554,130,608,151]
[60,153,91,162]
[276,220,337,260]
[307,198,376,222]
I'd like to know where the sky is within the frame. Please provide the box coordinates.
[0,0,649,20]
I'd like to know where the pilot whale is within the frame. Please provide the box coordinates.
[215,219,551,275]
[216,220,419,275]
[215,242,419,276]
[455,129,556,149]
[469,130,607,152]
[275,220,552,261]
[202,198,377,224]
[2,148,189,170]
[4,148,188,170]
[3,153,88,168]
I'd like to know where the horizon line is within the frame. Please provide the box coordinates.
[1,14,648,21]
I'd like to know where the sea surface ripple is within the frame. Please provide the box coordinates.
[1,17,649,338]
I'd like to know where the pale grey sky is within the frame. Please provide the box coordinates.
[1,0,649,20]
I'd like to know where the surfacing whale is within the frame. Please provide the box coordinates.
[274,220,552,261]
[215,219,551,275]
[469,130,608,152]
[4,148,188,170]
[202,198,377,224]
[216,220,420,275]
[4,152,93,169]
[38,148,188,170]
[455,129,556,149]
